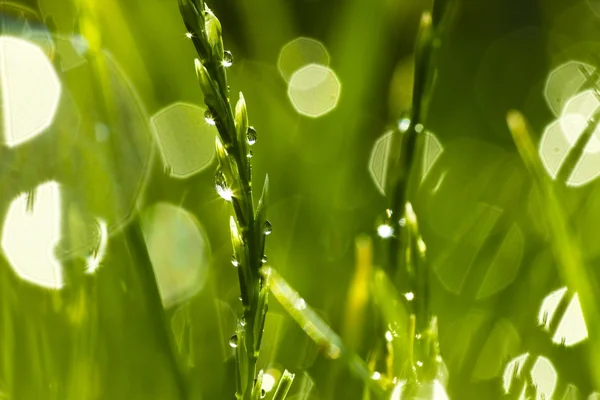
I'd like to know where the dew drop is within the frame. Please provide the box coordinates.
[264,221,272,235]
[204,108,216,125]
[261,255,268,264]
[215,169,233,201]
[415,123,424,133]
[229,334,238,348]
[247,150,253,159]
[231,255,239,267]
[399,117,411,132]
[239,317,246,327]
[222,50,233,68]
[261,389,266,398]
[247,126,257,145]
[377,224,394,239]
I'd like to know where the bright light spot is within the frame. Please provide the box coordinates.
[539,97,600,187]
[371,371,381,380]
[399,118,411,132]
[151,103,216,178]
[295,297,307,310]
[503,353,529,394]
[553,293,588,346]
[205,116,216,126]
[377,224,394,238]
[405,292,415,301]
[278,37,330,81]
[141,203,211,307]
[416,361,423,367]
[390,380,407,400]
[262,373,276,393]
[217,187,233,202]
[432,380,450,400]
[531,356,557,400]
[0,36,61,147]
[385,331,393,342]
[369,130,393,195]
[185,32,193,39]
[390,380,448,400]
[538,287,567,330]
[1,181,63,289]
[560,90,600,153]
[590,393,600,400]
[544,61,596,117]
[288,64,341,118]
[85,219,108,275]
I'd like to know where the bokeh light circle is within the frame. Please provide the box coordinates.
[287,64,341,118]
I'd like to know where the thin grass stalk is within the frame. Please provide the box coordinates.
[506,110,600,390]
[378,1,457,393]
[178,1,270,398]
[123,219,190,399]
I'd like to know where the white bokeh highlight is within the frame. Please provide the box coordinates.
[1,181,63,289]
[503,353,557,400]
[540,90,600,187]
[553,293,588,346]
[390,380,449,400]
[142,203,210,307]
[278,37,330,82]
[538,287,588,347]
[544,61,596,117]
[0,36,61,147]
[288,64,341,118]
[151,102,216,178]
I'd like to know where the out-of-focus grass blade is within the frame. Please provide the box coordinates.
[507,110,600,390]
[342,236,373,350]
[262,267,386,399]
[272,369,295,400]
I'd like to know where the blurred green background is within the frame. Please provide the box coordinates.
[1,0,600,398]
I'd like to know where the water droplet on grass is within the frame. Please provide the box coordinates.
[229,334,238,348]
[222,50,233,68]
[204,108,216,125]
[264,221,272,235]
[215,169,233,201]
[247,126,257,145]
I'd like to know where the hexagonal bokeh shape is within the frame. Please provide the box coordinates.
[539,93,600,187]
[0,36,61,148]
[60,51,153,235]
[151,102,216,178]
[538,287,588,347]
[278,37,330,82]
[503,354,557,400]
[288,64,341,118]
[544,60,596,117]
[369,129,443,195]
[1,181,63,289]
[141,202,211,307]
